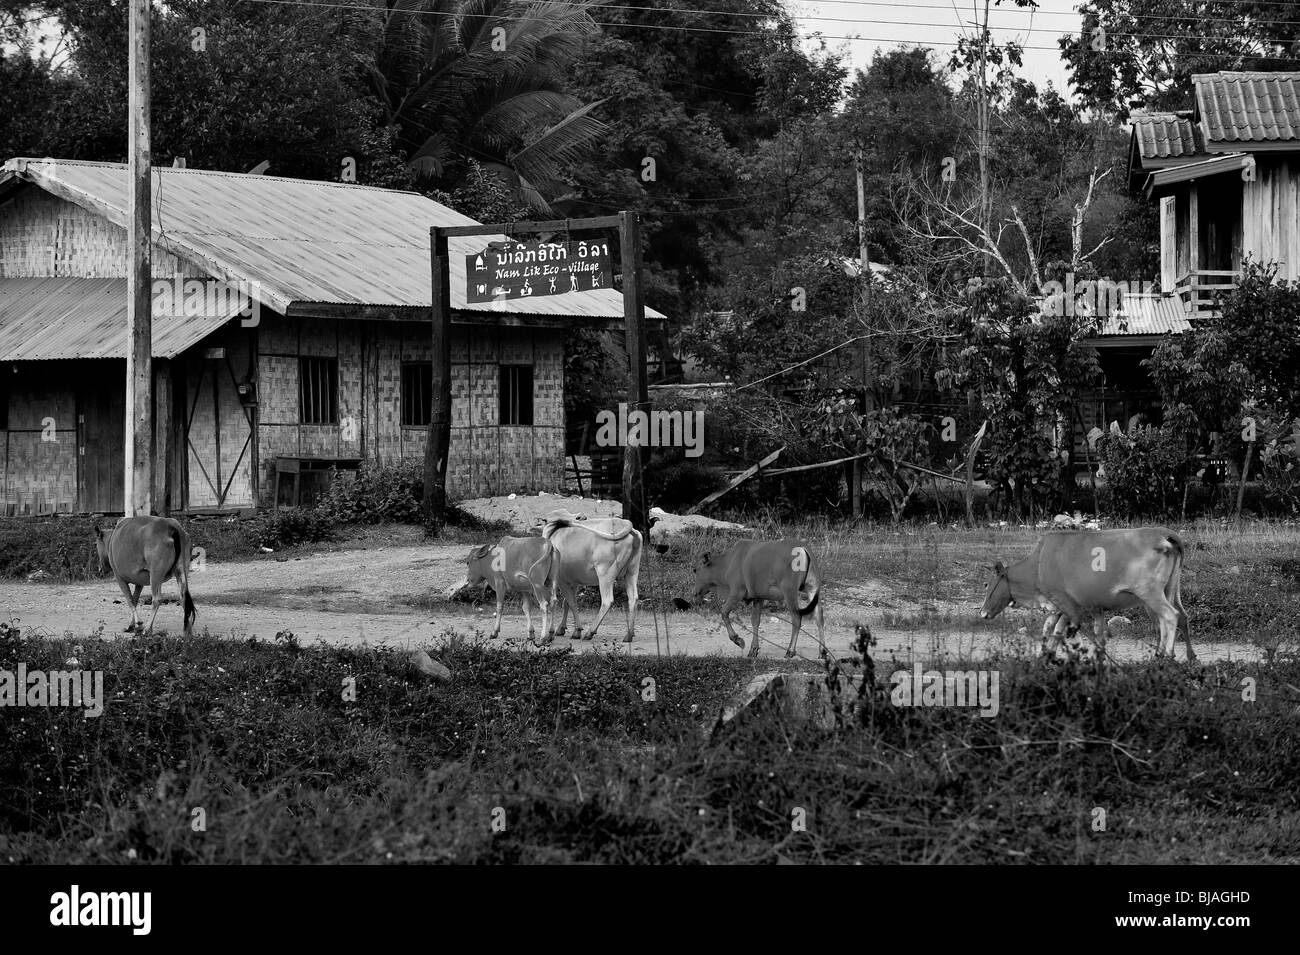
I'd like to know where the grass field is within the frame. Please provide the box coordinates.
[2,622,1298,864]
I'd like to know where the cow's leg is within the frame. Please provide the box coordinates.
[520,592,534,640]
[718,592,746,653]
[491,586,504,639]
[621,558,640,644]
[1090,615,1109,663]
[1152,595,1180,658]
[561,582,584,639]
[1170,588,1194,662]
[749,600,764,657]
[114,577,139,631]
[813,601,827,659]
[582,569,618,641]
[123,581,144,631]
[782,586,804,659]
[143,571,165,635]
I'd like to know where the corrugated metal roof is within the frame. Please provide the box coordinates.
[0,158,664,321]
[1090,293,1191,337]
[1194,71,1300,145]
[0,277,239,360]
[1130,111,1203,161]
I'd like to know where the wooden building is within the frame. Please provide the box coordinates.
[1129,71,1300,316]
[0,158,662,515]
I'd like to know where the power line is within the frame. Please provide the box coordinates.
[236,0,1300,59]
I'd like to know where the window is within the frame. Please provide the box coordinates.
[401,363,432,427]
[299,357,338,424]
[499,364,534,426]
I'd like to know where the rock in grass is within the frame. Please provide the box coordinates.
[409,649,452,683]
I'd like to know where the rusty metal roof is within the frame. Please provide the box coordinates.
[0,158,664,321]
[1194,72,1300,146]
[1130,111,1203,162]
[0,277,239,360]
[1090,294,1191,337]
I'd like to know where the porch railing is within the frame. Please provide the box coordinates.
[1174,269,1238,319]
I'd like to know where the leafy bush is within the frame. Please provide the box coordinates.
[1097,425,1195,518]
[248,507,339,549]
[1257,416,1300,515]
[317,462,425,525]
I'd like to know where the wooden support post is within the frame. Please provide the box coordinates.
[154,360,170,515]
[124,0,152,515]
[423,227,452,531]
[620,210,649,535]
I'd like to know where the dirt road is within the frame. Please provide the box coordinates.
[0,539,1259,664]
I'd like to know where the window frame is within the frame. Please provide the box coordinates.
[298,356,339,425]
[499,363,534,427]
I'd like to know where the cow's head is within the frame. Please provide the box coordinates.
[456,543,494,595]
[687,551,718,602]
[92,524,110,574]
[979,560,1015,619]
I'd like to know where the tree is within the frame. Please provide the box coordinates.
[364,0,608,212]
[1061,0,1300,119]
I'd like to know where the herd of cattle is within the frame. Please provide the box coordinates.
[451,513,1193,662]
[90,513,1194,663]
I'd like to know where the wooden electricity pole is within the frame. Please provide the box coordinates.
[422,226,452,532]
[124,0,152,515]
[620,210,649,536]
[853,151,872,519]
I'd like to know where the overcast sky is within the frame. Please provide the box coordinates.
[792,0,1082,95]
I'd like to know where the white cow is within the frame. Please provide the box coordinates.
[542,516,643,642]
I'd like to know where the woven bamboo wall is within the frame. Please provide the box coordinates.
[0,373,78,514]
[255,314,365,500]
[0,189,198,278]
[253,315,565,503]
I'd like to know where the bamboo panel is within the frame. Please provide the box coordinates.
[258,355,299,424]
[4,430,76,512]
[470,428,499,496]
[498,426,533,492]
[469,362,496,428]
[534,425,565,490]
[299,317,337,357]
[6,384,75,431]
[533,332,563,428]
[298,425,338,458]
[257,424,301,501]
[450,363,471,429]
[338,321,363,456]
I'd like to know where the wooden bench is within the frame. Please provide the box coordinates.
[273,456,362,510]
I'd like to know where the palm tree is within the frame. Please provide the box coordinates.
[364,0,608,213]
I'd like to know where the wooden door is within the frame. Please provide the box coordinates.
[78,367,125,513]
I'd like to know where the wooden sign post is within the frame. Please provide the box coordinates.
[424,214,650,535]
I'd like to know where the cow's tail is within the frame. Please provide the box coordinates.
[1160,532,1191,655]
[167,520,198,636]
[542,518,633,542]
[797,555,820,617]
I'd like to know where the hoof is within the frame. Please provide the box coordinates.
[537,634,553,646]
[622,634,633,643]
[582,632,595,642]
[728,635,745,649]
[784,650,796,659]
[489,631,500,640]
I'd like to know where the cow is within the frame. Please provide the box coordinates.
[541,516,642,642]
[94,516,197,637]
[684,539,825,659]
[980,527,1193,661]
[458,536,559,643]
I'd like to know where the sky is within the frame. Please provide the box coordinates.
[792,0,1084,95]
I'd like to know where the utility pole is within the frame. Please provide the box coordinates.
[620,210,649,536]
[124,0,152,515]
[423,226,452,533]
[853,150,871,519]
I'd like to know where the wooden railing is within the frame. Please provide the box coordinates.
[1174,269,1238,319]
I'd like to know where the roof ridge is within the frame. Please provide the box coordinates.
[6,157,429,197]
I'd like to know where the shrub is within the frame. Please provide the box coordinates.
[1097,425,1195,518]
[645,456,729,512]
[317,462,424,525]
[249,507,339,550]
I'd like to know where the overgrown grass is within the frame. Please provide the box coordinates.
[2,626,1297,863]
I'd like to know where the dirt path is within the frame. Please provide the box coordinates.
[0,541,1261,664]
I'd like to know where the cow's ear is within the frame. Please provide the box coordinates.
[93,524,104,541]
[701,552,711,566]
[993,560,1005,574]
[468,544,491,560]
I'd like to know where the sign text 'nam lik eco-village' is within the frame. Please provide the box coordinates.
[465,239,612,303]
